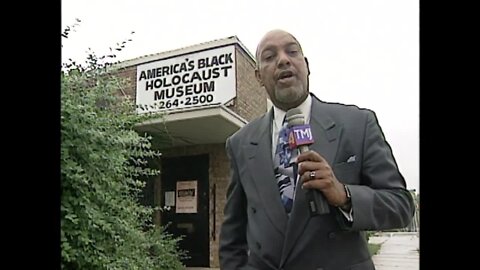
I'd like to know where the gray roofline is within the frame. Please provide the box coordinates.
[114,35,256,69]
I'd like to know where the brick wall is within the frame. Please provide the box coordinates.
[228,46,268,122]
[111,66,137,99]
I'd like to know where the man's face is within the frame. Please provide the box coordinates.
[255,30,310,111]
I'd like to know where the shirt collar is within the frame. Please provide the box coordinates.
[273,94,312,128]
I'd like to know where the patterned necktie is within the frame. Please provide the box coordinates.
[274,118,298,213]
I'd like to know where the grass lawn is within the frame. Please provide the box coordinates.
[368,243,381,256]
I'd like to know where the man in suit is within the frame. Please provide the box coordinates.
[219,29,415,270]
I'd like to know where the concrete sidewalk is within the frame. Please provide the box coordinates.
[369,232,419,270]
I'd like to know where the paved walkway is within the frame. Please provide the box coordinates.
[369,232,419,270]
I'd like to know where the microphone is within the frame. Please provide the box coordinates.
[286,108,330,216]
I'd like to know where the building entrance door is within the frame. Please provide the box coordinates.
[161,154,209,267]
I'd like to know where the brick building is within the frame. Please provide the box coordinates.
[115,36,267,268]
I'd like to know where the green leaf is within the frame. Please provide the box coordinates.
[61,28,184,269]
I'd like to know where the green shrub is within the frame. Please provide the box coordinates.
[368,243,381,256]
[61,25,185,269]
[365,231,373,242]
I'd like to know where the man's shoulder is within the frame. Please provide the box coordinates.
[228,112,269,143]
[313,98,376,126]
[236,113,267,133]
[316,99,372,115]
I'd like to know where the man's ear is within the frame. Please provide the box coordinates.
[255,69,264,86]
[305,57,311,76]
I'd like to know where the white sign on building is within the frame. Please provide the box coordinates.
[136,45,236,113]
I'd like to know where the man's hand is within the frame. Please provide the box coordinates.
[297,150,349,207]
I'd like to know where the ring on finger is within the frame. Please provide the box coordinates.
[309,171,316,180]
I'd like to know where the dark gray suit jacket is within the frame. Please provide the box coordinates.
[219,94,415,270]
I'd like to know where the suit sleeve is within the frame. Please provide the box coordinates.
[219,137,249,269]
[340,110,415,231]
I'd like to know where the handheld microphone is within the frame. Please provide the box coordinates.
[286,108,330,216]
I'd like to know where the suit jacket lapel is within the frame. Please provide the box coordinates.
[245,109,288,236]
[280,95,342,265]
[309,96,340,165]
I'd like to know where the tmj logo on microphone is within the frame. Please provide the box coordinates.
[288,124,315,148]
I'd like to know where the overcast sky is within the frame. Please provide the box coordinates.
[62,0,419,193]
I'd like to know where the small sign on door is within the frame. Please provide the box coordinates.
[176,180,198,213]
